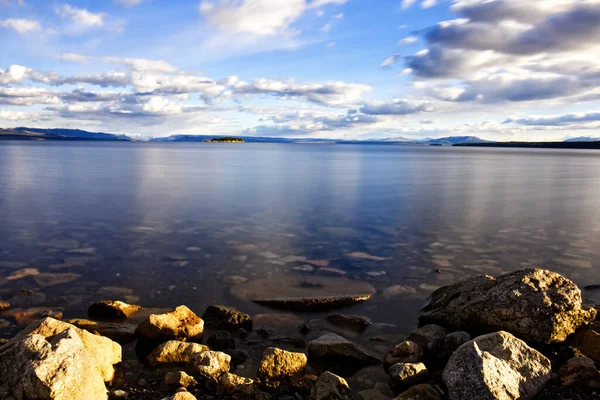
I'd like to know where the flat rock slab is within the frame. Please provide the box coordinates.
[231,276,376,311]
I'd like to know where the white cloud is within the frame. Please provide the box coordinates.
[116,0,143,6]
[399,36,417,45]
[422,0,437,8]
[55,4,104,28]
[401,0,417,9]
[381,55,400,68]
[320,23,331,32]
[0,18,41,34]
[360,99,431,115]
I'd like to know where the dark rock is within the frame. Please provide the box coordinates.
[88,300,142,320]
[68,318,137,345]
[207,331,236,351]
[272,335,306,349]
[395,384,444,400]
[407,324,448,367]
[202,305,252,332]
[228,349,249,366]
[574,329,600,361]
[257,327,273,338]
[384,340,422,368]
[420,269,597,344]
[308,333,380,373]
[559,357,600,388]
[311,371,353,400]
[325,314,371,333]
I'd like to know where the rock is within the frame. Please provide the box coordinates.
[407,325,448,363]
[0,327,109,400]
[135,306,204,341]
[68,318,137,344]
[202,305,252,332]
[271,335,306,349]
[388,363,429,394]
[443,331,471,353]
[420,269,597,344]
[165,371,198,388]
[34,272,82,287]
[9,289,46,308]
[89,300,143,320]
[311,371,353,400]
[207,331,236,351]
[148,340,209,366]
[395,384,443,400]
[357,389,392,400]
[110,389,129,399]
[443,331,552,400]
[0,301,9,311]
[162,392,197,400]
[388,341,422,366]
[559,356,600,388]
[186,350,231,380]
[218,372,259,398]
[308,333,380,372]
[231,276,376,311]
[258,347,307,381]
[348,365,391,393]
[326,314,371,333]
[254,313,303,328]
[1,306,64,327]
[574,329,600,361]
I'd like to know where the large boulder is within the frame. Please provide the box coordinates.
[311,371,353,400]
[147,341,208,366]
[443,331,552,400]
[202,305,252,332]
[308,333,380,372]
[258,347,307,381]
[136,306,204,341]
[420,269,597,344]
[7,317,121,382]
[0,318,123,400]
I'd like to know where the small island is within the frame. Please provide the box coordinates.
[203,137,245,143]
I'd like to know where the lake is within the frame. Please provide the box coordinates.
[1,141,600,341]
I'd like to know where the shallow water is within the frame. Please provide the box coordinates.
[1,142,600,339]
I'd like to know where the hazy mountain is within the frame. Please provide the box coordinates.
[422,136,491,145]
[13,127,131,141]
[564,136,600,142]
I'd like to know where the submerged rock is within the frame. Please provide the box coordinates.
[311,371,353,400]
[89,300,143,320]
[308,333,380,372]
[326,314,371,333]
[420,269,597,344]
[6,268,40,280]
[68,318,136,345]
[258,347,307,381]
[202,305,252,332]
[136,306,204,341]
[34,272,82,287]
[1,306,64,327]
[254,313,303,328]
[231,276,376,311]
[147,340,208,366]
[559,356,600,388]
[443,331,552,400]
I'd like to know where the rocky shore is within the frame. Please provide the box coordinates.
[0,268,599,400]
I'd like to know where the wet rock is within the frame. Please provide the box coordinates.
[1,306,64,327]
[348,365,391,393]
[382,285,419,299]
[68,318,137,344]
[420,269,597,344]
[443,331,552,400]
[559,356,600,388]
[186,350,231,380]
[443,331,471,353]
[34,272,82,287]
[6,268,40,280]
[224,275,248,285]
[162,392,197,400]
[384,341,421,368]
[388,363,429,394]
[357,389,392,400]
[254,313,303,328]
[326,314,371,333]
[89,300,143,320]
[395,384,443,400]
[311,371,352,400]
[136,306,204,341]
[0,301,9,311]
[258,347,307,381]
[574,329,600,361]
[202,305,252,332]
[407,324,448,360]
[308,333,380,372]
[231,276,376,311]
[218,372,259,398]
[207,331,236,351]
[148,340,209,366]
[165,371,198,388]
[0,327,110,400]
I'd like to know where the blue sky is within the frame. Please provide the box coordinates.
[1,0,600,140]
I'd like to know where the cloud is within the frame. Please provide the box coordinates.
[0,18,42,34]
[0,87,60,106]
[381,55,400,68]
[116,0,143,6]
[399,36,417,45]
[0,65,31,84]
[0,110,51,121]
[506,112,600,126]
[55,4,104,28]
[360,99,431,115]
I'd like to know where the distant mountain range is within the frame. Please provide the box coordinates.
[2,127,599,146]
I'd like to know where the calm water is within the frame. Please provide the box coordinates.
[1,142,600,339]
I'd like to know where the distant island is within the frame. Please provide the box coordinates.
[203,137,245,143]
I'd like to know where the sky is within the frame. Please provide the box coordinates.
[1,0,600,140]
